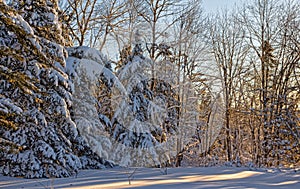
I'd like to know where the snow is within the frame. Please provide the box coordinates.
[66,50,126,95]
[0,98,23,114]
[1,2,112,178]
[15,15,34,35]
[67,46,108,66]
[0,167,299,189]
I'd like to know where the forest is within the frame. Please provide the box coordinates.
[0,0,299,178]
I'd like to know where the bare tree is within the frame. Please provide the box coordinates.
[63,0,98,46]
[208,10,249,162]
[62,0,128,52]
[170,0,209,166]
[239,0,300,167]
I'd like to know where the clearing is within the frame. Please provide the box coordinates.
[0,167,299,189]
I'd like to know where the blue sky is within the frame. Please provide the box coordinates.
[202,0,242,13]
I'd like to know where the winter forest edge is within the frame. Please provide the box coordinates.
[0,0,299,179]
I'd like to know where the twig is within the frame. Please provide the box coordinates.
[125,167,138,185]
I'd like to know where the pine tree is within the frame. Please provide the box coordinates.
[65,45,121,163]
[0,1,108,178]
[103,44,182,167]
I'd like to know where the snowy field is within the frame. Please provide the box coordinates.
[0,167,299,189]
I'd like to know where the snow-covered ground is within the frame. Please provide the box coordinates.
[0,167,299,189]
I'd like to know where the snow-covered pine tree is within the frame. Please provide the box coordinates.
[0,0,108,178]
[108,44,182,167]
[145,41,203,167]
[65,46,124,163]
[63,44,172,167]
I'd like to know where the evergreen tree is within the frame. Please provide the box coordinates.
[0,1,108,178]
[105,44,181,167]
[65,45,121,163]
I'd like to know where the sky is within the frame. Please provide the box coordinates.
[202,0,242,13]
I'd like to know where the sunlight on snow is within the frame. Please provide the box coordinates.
[179,171,263,181]
[69,171,263,189]
[269,180,299,186]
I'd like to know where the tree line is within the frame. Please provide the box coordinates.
[61,0,299,167]
[1,0,299,171]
